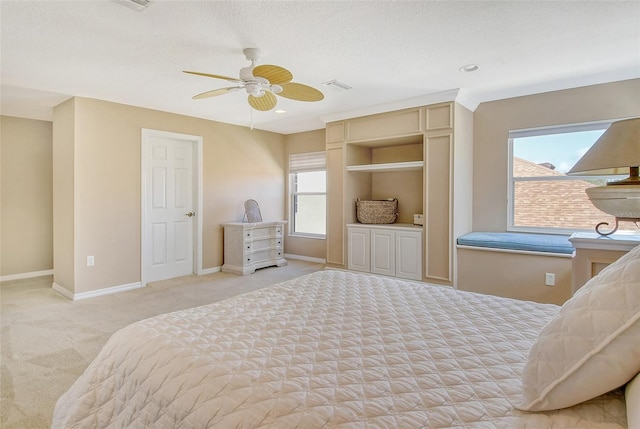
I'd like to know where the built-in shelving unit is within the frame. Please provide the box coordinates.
[325,101,474,287]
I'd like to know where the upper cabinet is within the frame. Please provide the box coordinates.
[326,121,346,146]
[346,108,422,142]
[425,103,453,131]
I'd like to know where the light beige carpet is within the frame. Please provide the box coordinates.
[1,260,324,429]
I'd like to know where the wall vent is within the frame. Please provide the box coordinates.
[322,80,354,92]
[112,0,151,11]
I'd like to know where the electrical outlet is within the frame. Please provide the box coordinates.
[545,272,555,286]
[87,256,95,267]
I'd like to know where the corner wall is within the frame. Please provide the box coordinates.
[1,116,53,277]
[52,100,76,292]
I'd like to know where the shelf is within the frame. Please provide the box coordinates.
[347,134,423,148]
[346,160,424,173]
[347,223,423,231]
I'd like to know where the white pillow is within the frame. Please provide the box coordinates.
[519,243,640,411]
[626,372,640,428]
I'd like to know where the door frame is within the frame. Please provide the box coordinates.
[140,128,203,287]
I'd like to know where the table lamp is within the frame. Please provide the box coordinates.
[568,117,640,236]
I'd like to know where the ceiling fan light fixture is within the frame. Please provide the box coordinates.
[239,67,254,81]
[245,82,263,96]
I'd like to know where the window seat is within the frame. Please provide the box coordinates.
[457,232,573,256]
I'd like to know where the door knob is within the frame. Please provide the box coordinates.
[186,211,195,217]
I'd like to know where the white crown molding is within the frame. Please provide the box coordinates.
[320,88,480,124]
[455,88,481,112]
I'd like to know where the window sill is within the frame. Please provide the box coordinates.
[288,233,326,240]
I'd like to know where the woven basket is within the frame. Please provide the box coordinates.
[356,198,398,224]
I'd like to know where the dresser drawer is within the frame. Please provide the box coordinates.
[244,226,282,241]
[246,249,283,265]
[244,237,283,253]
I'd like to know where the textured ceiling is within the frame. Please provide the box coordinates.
[1,1,639,134]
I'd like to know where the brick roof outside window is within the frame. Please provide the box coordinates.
[513,157,638,232]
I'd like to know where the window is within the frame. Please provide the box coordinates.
[508,120,635,233]
[289,151,326,237]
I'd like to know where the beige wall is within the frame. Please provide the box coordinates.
[1,116,53,276]
[8,79,640,295]
[55,97,285,294]
[473,79,640,231]
[458,248,571,305]
[52,100,76,291]
[284,128,326,261]
[458,79,640,303]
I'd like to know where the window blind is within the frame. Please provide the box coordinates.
[289,151,326,173]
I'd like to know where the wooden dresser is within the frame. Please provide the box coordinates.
[222,221,287,275]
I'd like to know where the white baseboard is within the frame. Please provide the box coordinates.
[201,266,221,275]
[52,281,144,301]
[1,269,54,282]
[284,254,326,264]
[323,266,347,272]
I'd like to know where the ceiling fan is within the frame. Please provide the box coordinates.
[184,48,324,111]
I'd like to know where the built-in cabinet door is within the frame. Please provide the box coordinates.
[396,230,422,280]
[371,229,395,277]
[347,227,370,272]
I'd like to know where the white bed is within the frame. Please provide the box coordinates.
[52,268,634,428]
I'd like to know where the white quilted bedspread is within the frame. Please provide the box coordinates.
[52,270,626,428]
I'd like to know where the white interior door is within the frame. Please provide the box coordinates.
[143,131,197,284]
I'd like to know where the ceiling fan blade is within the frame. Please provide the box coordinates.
[183,70,243,83]
[193,87,242,99]
[248,91,277,111]
[252,65,293,85]
[278,82,324,102]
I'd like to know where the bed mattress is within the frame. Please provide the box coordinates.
[52,270,626,428]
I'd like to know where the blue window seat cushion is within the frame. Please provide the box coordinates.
[457,232,573,255]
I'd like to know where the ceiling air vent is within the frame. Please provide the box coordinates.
[322,80,353,92]
[112,0,151,11]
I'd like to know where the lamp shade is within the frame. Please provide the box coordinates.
[568,118,640,176]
